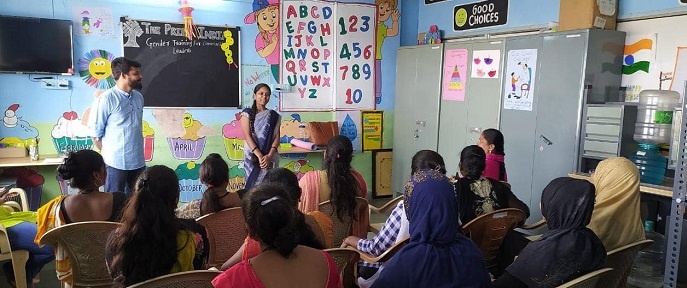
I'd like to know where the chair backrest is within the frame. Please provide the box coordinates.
[594,239,654,288]
[461,208,527,271]
[6,188,29,212]
[325,248,361,288]
[369,195,403,215]
[359,237,409,263]
[319,197,368,247]
[38,221,120,287]
[196,207,247,269]
[126,270,221,288]
[557,268,613,288]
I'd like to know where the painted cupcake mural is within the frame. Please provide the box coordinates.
[223,113,244,161]
[51,111,93,153]
[279,113,310,143]
[152,109,217,160]
[227,164,245,192]
[142,120,155,161]
[283,159,315,180]
[0,104,39,147]
[175,161,204,203]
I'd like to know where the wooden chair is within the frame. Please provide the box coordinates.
[325,248,360,288]
[319,197,369,247]
[38,221,120,288]
[461,208,527,273]
[367,196,403,234]
[126,270,221,288]
[0,224,29,288]
[557,268,614,288]
[196,207,247,269]
[594,239,654,288]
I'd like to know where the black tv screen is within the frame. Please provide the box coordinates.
[0,16,74,74]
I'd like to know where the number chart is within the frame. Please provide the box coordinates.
[280,0,376,111]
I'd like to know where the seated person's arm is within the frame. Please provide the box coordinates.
[493,271,527,288]
[221,241,245,271]
[343,202,404,256]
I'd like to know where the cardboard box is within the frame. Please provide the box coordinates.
[0,147,28,158]
[559,0,618,31]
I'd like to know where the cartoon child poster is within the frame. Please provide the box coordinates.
[72,7,115,38]
[503,49,538,111]
[375,0,400,104]
[245,0,280,83]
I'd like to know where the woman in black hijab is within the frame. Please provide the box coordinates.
[494,177,606,288]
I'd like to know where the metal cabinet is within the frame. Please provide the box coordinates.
[579,104,638,173]
[438,40,505,177]
[391,44,444,195]
[500,29,626,222]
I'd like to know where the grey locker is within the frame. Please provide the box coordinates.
[392,44,444,195]
[500,29,625,223]
[438,40,505,177]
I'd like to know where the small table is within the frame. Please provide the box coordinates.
[568,173,672,198]
[278,146,325,154]
[0,154,65,168]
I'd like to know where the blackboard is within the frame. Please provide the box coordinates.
[120,18,240,108]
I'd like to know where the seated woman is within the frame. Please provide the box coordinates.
[299,135,368,238]
[106,165,208,287]
[212,183,340,288]
[220,168,332,270]
[454,145,529,225]
[341,150,446,285]
[176,153,241,219]
[494,177,606,288]
[589,157,645,251]
[34,150,127,285]
[0,190,54,287]
[371,168,492,288]
[477,128,508,181]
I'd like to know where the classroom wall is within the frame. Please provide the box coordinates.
[405,0,687,43]
[0,0,402,205]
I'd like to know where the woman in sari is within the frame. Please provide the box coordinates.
[371,168,492,288]
[106,165,208,287]
[589,157,645,251]
[34,150,127,286]
[298,135,368,239]
[495,177,606,288]
[242,83,281,189]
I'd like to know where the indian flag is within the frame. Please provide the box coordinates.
[623,36,655,75]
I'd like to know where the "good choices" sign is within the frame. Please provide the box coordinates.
[453,0,508,31]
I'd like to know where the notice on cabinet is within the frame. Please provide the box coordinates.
[442,48,468,101]
[503,49,537,111]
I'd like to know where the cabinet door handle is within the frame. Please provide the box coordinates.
[540,134,553,146]
[470,127,481,133]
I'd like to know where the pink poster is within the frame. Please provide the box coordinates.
[442,49,468,101]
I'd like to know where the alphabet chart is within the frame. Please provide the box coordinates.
[280,0,376,111]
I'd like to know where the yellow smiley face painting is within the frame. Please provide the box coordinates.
[77,49,116,89]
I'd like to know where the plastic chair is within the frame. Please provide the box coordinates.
[357,237,409,263]
[319,197,369,247]
[4,188,30,212]
[594,239,654,288]
[325,248,360,288]
[126,270,221,288]
[461,208,527,273]
[557,268,614,288]
[0,223,29,288]
[196,207,247,269]
[367,196,403,234]
[38,221,120,288]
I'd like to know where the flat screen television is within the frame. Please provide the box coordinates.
[0,15,74,74]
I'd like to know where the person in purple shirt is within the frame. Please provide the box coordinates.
[90,57,145,196]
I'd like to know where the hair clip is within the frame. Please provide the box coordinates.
[434,165,442,173]
[260,196,280,206]
[335,153,340,159]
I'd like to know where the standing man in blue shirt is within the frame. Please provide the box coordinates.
[91,57,145,196]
